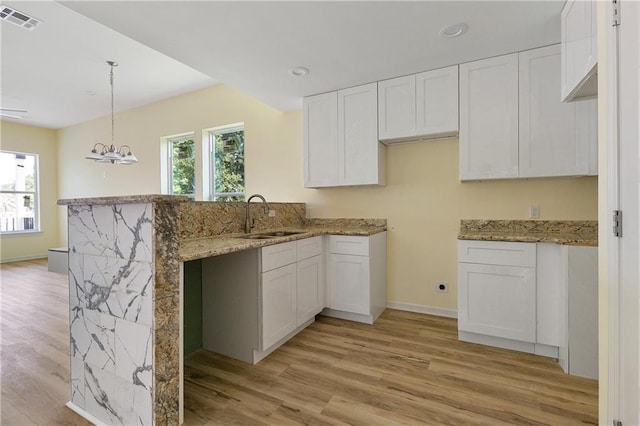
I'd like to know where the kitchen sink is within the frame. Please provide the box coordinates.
[234,231,305,239]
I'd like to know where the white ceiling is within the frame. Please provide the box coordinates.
[1,1,563,130]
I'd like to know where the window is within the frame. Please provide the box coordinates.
[166,134,195,198]
[0,151,39,233]
[209,124,245,201]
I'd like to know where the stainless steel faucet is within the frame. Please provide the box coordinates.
[245,194,269,233]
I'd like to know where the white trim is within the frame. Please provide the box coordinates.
[0,254,46,263]
[65,401,107,426]
[386,301,458,319]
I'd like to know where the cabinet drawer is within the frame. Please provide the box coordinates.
[262,241,297,272]
[329,235,369,256]
[296,236,322,261]
[458,240,536,267]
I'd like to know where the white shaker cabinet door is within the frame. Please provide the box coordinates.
[378,75,416,141]
[459,53,519,181]
[328,253,370,315]
[303,91,338,188]
[337,83,384,186]
[519,44,597,177]
[561,0,597,101]
[458,262,536,343]
[261,263,297,350]
[416,65,459,137]
[296,255,324,325]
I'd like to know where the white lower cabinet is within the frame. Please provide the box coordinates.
[296,254,323,325]
[328,254,370,315]
[458,240,598,374]
[261,263,297,350]
[458,263,536,342]
[322,232,387,324]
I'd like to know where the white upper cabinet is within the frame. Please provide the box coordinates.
[378,66,459,144]
[561,0,597,102]
[519,45,597,177]
[304,83,384,188]
[378,75,416,141]
[459,53,519,180]
[416,66,459,137]
[303,92,338,188]
[460,45,597,181]
[337,83,385,186]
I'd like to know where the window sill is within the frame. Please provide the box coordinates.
[1,230,43,238]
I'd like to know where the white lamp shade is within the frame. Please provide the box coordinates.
[104,150,122,160]
[85,151,103,160]
[121,153,138,163]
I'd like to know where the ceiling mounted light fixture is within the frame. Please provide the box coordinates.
[85,61,138,165]
[288,67,310,77]
[439,23,468,39]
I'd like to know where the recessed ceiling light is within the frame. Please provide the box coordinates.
[86,90,96,96]
[288,67,310,77]
[439,23,468,39]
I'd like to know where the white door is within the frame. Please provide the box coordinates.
[337,83,380,185]
[303,92,338,188]
[328,254,370,315]
[296,255,323,325]
[519,45,597,177]
[459,53,519,180]
[378,75,416,140]
[458,263,536,342]
[261,263,297,350]
[416,65,459,137]
[608,1,640,424]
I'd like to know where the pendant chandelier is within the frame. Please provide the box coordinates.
[85,61,138,165]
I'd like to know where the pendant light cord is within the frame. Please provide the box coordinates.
[110,63,115,147]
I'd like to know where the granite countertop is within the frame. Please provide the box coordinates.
[180,225,385,261]
[57,194,190,206]
[458,220,598,247]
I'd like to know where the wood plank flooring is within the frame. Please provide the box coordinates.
[1,259,598,425]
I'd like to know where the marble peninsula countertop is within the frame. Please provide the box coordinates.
[180,218,387,262]
[458,220,598,247]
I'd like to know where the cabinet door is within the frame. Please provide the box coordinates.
[328,254,370,315]
[459,54,519,180]
[296,255,323,325]
[519,45,597,177]
[303,92,338,188]
[378,75,416,141]
[261,263,297,350]
[337,83,383,186]
[458,262,536,343]
[561,0,597,101]
[416,65,459,137]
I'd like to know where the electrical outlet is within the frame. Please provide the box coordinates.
[436,281,449,293]
[268,209,276,217]
[529,205,539,219]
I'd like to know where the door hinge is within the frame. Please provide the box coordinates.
[613,210,622,237]
[613,419,623,426]
[612,0,621,26]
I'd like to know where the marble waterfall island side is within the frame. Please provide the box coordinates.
[59,195,188,425]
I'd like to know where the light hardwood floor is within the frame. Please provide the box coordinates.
[2,259,597,425]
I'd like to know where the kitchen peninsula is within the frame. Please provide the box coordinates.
[57,194,386,425]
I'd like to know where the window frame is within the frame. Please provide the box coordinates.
[166,133,196,199]
[208,124,245,201]
[0,150,40,235]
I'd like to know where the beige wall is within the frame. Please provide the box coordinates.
[0,120,59,262]
[57,83,598,311]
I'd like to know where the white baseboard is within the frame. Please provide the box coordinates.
[66,401,107,426]
[386,301,458,319]
[0,254,47,264]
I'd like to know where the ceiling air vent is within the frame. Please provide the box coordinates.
[0,5,41,30]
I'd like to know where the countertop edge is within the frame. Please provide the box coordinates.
[179,227,387,262]
[458,234,598,247]
[57,194,190,206]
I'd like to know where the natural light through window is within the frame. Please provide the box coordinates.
[209,124,245,201]
[0,151,39,234]
[167,134,195,198]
